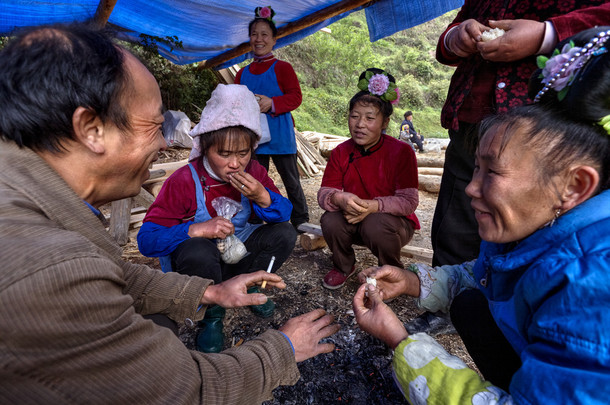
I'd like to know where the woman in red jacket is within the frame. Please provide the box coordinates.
[317,68,420,289]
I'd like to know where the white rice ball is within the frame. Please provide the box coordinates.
[480,28,505,42]
[366,277,377,287]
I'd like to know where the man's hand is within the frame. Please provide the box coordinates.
[188,216,234,239]
[279,309,341,362]
[229,171,271,208]
[353,283,408,349]
[201,271,286,308]
[477,19,546,62]
[446,19,489,57]
[357,265,420,301]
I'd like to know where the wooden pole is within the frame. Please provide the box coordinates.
[199,0,377,69]
[109,198,131,246]
[93,0,118,28]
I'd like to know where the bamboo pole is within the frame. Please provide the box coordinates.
[199,0,378,69]
[93,0,118,28]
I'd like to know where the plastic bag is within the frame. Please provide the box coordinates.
[162,110,193,148]
[259,113,271,145]
[211,197,248,264]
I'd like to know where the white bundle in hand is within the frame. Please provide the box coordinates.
[480,28,505,42]
[211,197,248,264]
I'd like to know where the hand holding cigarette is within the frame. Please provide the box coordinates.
[260,256,276,289]
[200,270,285,308]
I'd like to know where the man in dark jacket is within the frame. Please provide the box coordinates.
[400,111,425,153]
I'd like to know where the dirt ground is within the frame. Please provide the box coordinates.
[121,144,475,404]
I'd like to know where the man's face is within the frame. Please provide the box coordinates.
[103,52,166,200]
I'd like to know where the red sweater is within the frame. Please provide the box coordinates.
[235,55,302,115]
[144,159,281,227]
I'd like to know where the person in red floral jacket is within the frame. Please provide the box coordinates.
[408,0,610,378]
[433,0,610,268]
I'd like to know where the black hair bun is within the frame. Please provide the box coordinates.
[359,68,396,84]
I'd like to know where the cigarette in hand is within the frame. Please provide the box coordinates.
[260,256,276,289]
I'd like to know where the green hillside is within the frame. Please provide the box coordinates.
[274,9,458,139]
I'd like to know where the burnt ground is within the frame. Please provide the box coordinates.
[121,146,476,404]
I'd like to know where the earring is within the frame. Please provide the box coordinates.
[549,209,561,227]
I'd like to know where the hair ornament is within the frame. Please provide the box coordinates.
[534,29,610,103]
[357,70,400,105]
[255,6,275,23]
[598,115,610,136]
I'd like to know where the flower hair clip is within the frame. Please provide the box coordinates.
[357,70,400,105]
[255,6,275,22]
[534,29,610,103]
[598,115,610,136]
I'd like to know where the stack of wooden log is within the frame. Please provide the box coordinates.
[300,130,348,158]
[295,130,327,177]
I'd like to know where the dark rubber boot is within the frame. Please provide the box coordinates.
[195,305,226,353]
[247,286,275,318]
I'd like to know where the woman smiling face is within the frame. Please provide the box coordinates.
[249,20,277,57]
[465,124,559,244]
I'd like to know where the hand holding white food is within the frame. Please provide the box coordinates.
[353,283,408,349]
[279,309,341,362]
[188,216,235,239]
[201,271,286,308]
[446,19,489,57]
[357,265,420,301]
[477,19,546,62]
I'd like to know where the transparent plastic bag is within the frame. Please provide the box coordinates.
[211,197,248,264]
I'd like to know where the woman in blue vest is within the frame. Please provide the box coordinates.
[234,6,309,231]
[138,84,296,353]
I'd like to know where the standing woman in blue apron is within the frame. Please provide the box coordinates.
[234,6,310,230]
[137,84,297,353]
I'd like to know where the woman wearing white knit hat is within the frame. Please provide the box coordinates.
[138,84,297,353]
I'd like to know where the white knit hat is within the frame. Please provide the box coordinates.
[188,84,262,160]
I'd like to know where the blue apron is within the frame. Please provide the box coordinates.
[159,163,260,272]
[240,61,296,155]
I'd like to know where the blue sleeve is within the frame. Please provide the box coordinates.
[137,221,192,257]
[252,188,293,223]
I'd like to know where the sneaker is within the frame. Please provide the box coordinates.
[247,286,275,318]
[322,266,356,290]
[404,311,457,336]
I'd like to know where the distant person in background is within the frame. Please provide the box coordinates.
[317,68,419,290]
[138,84,297,353]
[400,110,425,153]
[409,0,610,336]
[235,6,309,231]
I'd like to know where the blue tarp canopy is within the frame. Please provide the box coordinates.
[0,0,462,68]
